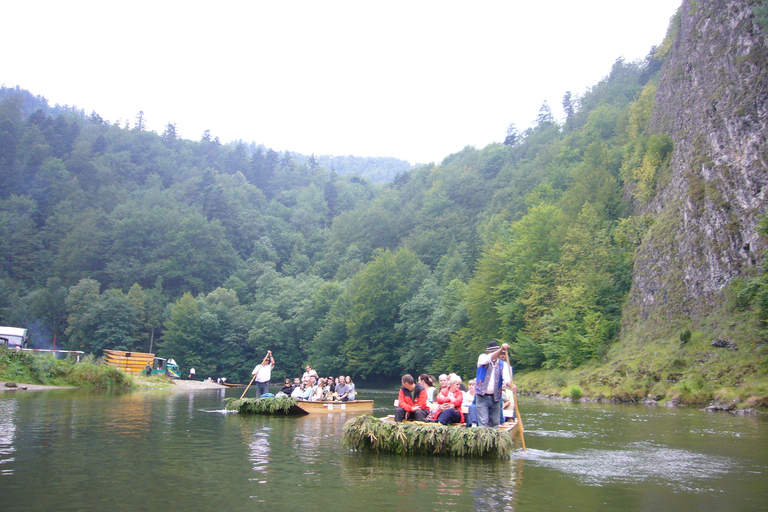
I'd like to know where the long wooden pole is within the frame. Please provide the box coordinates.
[513,393,526,451]
[240,352,270,400]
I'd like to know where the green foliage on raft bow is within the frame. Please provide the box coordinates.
[224,396,299,414]
[342,415,515,458]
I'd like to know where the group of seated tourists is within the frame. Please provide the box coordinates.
[276,365,356,402]
[395,341,517,427]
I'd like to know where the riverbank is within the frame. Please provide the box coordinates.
[0,380,75,392]
[515,333,768,412]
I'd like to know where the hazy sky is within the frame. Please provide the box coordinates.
[2,1,681,165]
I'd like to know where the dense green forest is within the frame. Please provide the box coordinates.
[1,16,765,394]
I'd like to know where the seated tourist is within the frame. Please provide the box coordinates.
[291,382,307,399]
[419,374,435,405]
[395,374,430,422]
[462,379,476,409]
[346,376,355,400]
[311,378,326,401]
[429,374,464,425]
[279,379,294,396]
[335,375,351,401]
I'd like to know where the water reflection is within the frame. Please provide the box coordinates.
[0,399,17,475]
[248,426,271,477]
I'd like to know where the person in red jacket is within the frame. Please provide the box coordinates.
[428,374,464,425]
[395,374,430,422]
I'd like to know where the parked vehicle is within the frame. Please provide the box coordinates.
[0,326,28,348]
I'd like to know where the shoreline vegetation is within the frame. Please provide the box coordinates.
[3,348,764,415]
[0,350,226,391]
[516,332,768,413]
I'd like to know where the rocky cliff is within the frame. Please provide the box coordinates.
[626,0,768,333]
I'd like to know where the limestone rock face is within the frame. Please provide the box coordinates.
[627,0,768,324]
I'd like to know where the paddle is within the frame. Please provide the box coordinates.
[240,351,270,400]
[513,392,526,451]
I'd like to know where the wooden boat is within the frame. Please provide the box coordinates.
[220,381,244,388]
[225,396,373,415]
[342,414,523,457]
[294,399,373,414]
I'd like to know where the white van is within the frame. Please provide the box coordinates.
[0,327,28,348]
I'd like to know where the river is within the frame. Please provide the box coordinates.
[0,387,765,511]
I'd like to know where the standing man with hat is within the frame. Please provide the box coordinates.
[475,340,514,427]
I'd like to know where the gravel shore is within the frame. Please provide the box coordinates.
[171,379,227,390]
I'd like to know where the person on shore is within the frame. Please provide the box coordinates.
[429,374,464,425]
[188,367,196,380]
[335,375,351,401]
[251,351,275,397]
[475,340,511,427]
[395,374,430,422]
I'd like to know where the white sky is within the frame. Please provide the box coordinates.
[2,1,681,165]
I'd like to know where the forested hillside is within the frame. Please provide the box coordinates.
[1,1,766,406]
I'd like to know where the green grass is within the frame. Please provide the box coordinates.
[0,349,133,389]
[515,303,768,409]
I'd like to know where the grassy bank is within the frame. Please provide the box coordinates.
[516,326,768,410]
[0,349,133,389]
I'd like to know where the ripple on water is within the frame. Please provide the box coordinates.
[515,441,737,489]
[531,429,589,438]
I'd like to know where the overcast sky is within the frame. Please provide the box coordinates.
[2,1,681,165]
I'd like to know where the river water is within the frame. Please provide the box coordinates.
[0,387,765,511]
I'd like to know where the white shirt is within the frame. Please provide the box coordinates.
[252,362,274,383]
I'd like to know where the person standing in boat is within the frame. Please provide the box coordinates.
[395,374,430,422]
[251,351,275,397]
[475,340,511,427]
[302,365,318,382]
